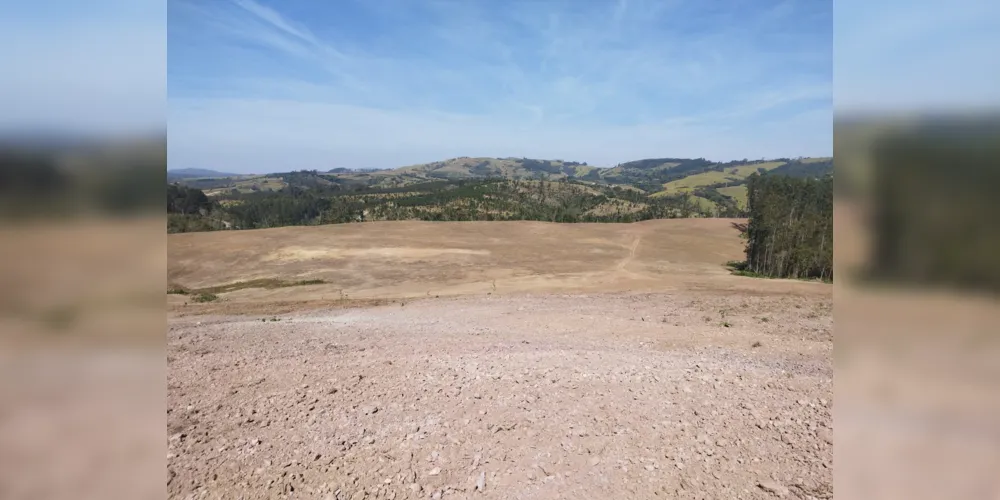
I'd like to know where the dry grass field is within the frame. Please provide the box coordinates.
[167,219,833,499]
[168,218,825,313]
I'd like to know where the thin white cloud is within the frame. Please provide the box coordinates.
[169,0,832,171]
[170,96,830,171]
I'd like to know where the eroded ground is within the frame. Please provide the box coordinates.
[168,291,831,499]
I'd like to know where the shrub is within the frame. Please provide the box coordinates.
[192,292,218,303]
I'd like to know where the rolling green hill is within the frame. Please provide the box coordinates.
[168,155,833,232]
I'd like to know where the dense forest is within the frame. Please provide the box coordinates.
[738,173,833,281]
[866,120,1000,292]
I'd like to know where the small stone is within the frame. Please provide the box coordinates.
[716,439,728,447]
[428,468,440,476]
[431,490,442,500]
[758,480,789,497]
[818,428,833,445]
[476,471,486,492]
[644,464,655,471]
[409,483,421,493]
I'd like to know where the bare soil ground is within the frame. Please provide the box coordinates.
[168,219,824,314]
[168,219,832,499]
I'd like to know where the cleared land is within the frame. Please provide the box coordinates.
[168,219,832,499]
[168,219,823,311]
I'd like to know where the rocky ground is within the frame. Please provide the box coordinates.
[167,290,832,499]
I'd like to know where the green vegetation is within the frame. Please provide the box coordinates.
[716,186,748,209]
[739,173,833,281]
[169,178,718,231]
[168,278,329,296]
[2,138,165,218]
[865,121,1000,293]
[192,293,219,303]
[167,155,834,232]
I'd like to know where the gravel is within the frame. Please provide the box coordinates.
[168,291,832,499]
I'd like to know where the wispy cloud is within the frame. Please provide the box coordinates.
[169,0,832,172]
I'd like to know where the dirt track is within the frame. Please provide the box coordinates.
[167,220,832,499]
[168,219,824,310]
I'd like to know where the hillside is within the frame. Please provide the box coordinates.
[167,178,718,233]
[167,168,241,181]
[167,155,832,232]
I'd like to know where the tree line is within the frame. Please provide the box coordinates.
[740,173,833,281]
[166,178,723,232]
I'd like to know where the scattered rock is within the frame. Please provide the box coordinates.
[168,291,831,499]
[758,480,789,497]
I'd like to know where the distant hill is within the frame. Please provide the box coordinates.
[167,155,833,232]
[167,168,242,181]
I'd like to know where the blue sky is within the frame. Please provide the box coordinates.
[835,0,1000,116]
[0,0,165,136]
[168,0,833,172]
[4,0,997,166]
